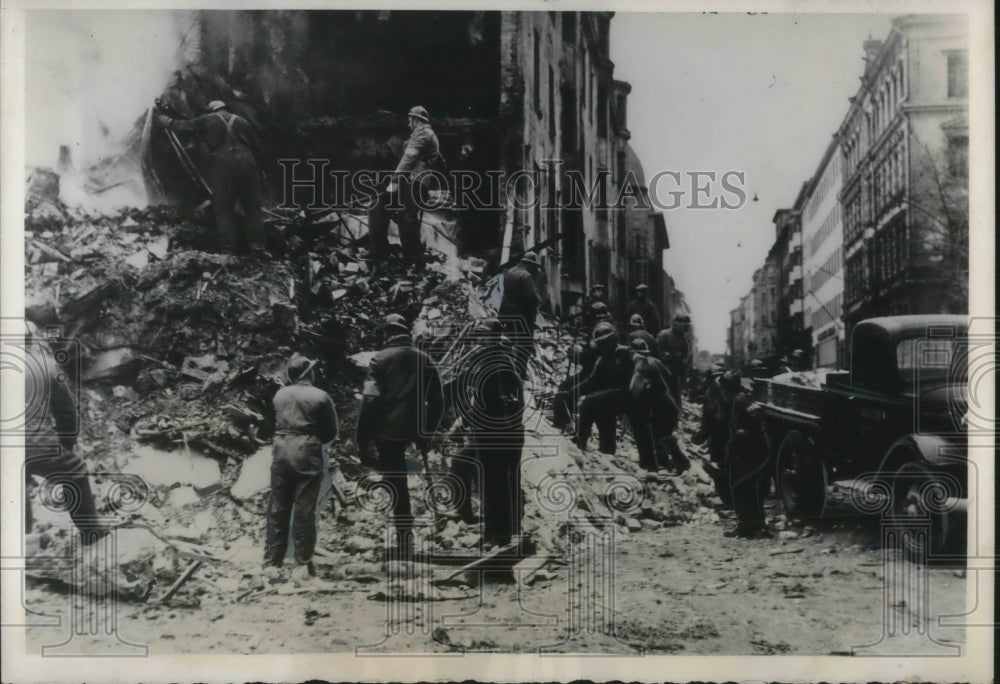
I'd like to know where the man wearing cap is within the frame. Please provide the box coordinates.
[369,106,443,264]
[355,314,445,553]
[265,354,339,574]
[157,100,265,256]
[626,284,661,336]
[625,338,678,471]
[574,322,632,455]
[498,251,542,377]
[450,318,525,547]
[625,314,658,356]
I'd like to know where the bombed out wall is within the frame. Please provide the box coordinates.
[152,10,507,255]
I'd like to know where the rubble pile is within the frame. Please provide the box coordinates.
[23,189,726,610]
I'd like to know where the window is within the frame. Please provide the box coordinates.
[548,66,556,140]
[533,31,541,114]
[947,136,969,179]
[947,51,969,98]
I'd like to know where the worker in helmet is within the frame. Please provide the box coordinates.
[355,314,445,556]
[574,323,631,455]
[450,318,525,547]
[498,251,542,377]
[581,284,612,333]
[369,106,444,264]
[157,100,265,257]
[626,284,660,336]
[625,313,657,355]
[264,354,339,576]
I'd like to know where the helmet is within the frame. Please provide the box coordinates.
[591,283,605,293]
[592,321,618,346]
[791,349,804,358]
[590,301,610,319]
[749,359,765,369]
[407,105,430,123]
[630,338,650,354]
[206,100,227,112]
[628,313,644,329]
[634,283,648,292]
[520,252,541,268]
[383,313,409,334]
[720,370,742,391]
[286,354,317,383]
[711,361,725,376]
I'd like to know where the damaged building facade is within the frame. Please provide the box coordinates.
[158,10,677,325]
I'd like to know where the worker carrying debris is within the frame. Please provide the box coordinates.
[156,99,266,257]
[625,338,678,472]
[355,314,445,555]
[450,318,526,548]
[498,251,542,377]
[368,105,444,265]
[625,314,658,355]
[573,321,631,455]
[23,322,107,546]
[626,284,661,336]
[716,371,773,539]
[264,354,339,576]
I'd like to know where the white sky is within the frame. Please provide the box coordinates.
[611,12,892,353]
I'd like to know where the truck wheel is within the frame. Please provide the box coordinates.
[890,462,957,560]
[775,430,826,520]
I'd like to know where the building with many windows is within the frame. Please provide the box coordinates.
[801,137,845,368]
[837,15,968,339]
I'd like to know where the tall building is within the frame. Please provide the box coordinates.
[750,256,779,361]
[837,15,969,338]
[771,183,811,360]
[177,11,650,318]
[801,137,845,368]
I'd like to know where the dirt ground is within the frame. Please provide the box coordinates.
[21,470,967,658]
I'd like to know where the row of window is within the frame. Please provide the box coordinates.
[808,202,842,257]
[811,292,843,331]
[807,245,843,293]
[869,60,905,145]
[872,135,906,217]
[803,154,842,224]
[844,192,866,245]
[844,221,908,303]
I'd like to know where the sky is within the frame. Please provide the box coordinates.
[610,12,892,353]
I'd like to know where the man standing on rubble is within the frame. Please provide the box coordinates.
[551,316,616,431]
[498,251,542,377]
[574,322,631,455]
[23,322,107,546]
[657,314,694,408]
[369,106,443,265]
[355,314,445,555]
[626,284,660,336]
[157,100,265,257]
[718,371,772,539]
[451,318,526,548]
[624,338,678,472]
[264,354,339,576]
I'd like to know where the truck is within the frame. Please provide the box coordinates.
[752,315,969,555]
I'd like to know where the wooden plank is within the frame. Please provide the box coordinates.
[444,540,521,582]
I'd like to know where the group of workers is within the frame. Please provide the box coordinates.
[23,100,787,579]
[157,99,442,266]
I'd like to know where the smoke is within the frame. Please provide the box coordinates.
[26,10,195,208]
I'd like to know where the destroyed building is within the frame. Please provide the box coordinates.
[149,10,681,325]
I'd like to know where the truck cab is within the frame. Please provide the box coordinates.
[755,315,968,555]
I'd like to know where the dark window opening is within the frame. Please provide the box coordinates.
[947,51,969,98]
[947,135,969,179]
